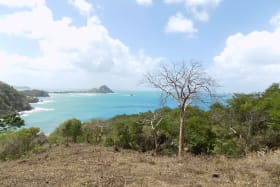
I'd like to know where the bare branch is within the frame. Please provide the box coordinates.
[144,60,217,157]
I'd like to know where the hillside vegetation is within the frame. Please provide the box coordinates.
[46,83,280,157]
[0,83,279,186]
[0,81,31,116]
[20,89,49,97]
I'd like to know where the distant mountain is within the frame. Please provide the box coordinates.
[0,81,32,116]
[88,85,114,93]
[51,85,114,94]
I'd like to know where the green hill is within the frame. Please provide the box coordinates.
[20,89,49,97]
[0,81,32,116]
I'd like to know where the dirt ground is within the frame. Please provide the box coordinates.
[0,144,279,187]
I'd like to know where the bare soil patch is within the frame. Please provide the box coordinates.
[0,144,279,187]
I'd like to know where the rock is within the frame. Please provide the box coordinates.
[212,174,220,178]
[88,85,114,93]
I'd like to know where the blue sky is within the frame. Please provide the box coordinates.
[0,0,279,92]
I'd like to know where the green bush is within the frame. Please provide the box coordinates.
[48,118,82,144]
[0,128,44,160]
[104,114,146,150]
[185,116,216,154]
[212,139,243,157]
[0,113,25,132]
[80,120,110,144]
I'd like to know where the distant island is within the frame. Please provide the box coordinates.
[88,85,114,93]
[51,85,114,94]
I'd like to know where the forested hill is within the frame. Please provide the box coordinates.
[0,81,32,116]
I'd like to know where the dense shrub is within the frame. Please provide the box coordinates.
[102,84,280,157]
[212,139,243,157]
[80,120,110,144]
[0,128,45,160]
[0,113,25,132]
[48,118,82,144]
[105,117,145,150]
[185,118,216,154]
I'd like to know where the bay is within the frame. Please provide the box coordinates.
[21,91,227,134]
[21,91,177,134]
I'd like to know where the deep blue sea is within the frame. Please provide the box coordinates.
[21,91,177,134]
[21,91,227,134]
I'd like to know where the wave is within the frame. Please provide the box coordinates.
[20,107,54,117]
[37,100,54,105]
[67,93,98,97]
[123,94,136,97]
[113,104,153,109]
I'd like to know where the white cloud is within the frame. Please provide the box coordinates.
[210,29,280,93]
[0,2,162,90]
[270,12,280,27]
[164,0,182,3]
[165,13,197,35]
[191,8,209,22]
[136,0,153,6]
[164,0,221,22]
[68,0,93,17]
[0,0,45,8]
[184,0,221,7]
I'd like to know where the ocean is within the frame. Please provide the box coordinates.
[21,91,177,134]
[21,91,224,134]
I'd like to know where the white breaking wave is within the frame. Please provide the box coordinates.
[37,100,54,105]
[19,107,54,117]
[67,93,97,97]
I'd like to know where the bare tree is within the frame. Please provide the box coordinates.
[145,61,216,157]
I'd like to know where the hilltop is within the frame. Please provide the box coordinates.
[0,144,279,186]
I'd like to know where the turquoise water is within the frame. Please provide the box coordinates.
[21,91,177,134]
[21,91,227,134]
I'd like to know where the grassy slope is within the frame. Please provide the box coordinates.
[0,144,279,187]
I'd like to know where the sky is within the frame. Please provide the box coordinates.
[0,0,279,92]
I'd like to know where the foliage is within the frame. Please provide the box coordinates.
[105,114,145,150]
[80,120,110,144]
[212,139,243,157]
[208,83,280,156]
[0,81,32,116]
[185,115,216,154]
[20,89,49,97]
[49,118,82,144]
[0,128,46,160]
[0,113,25,132]
[102,83,280,157]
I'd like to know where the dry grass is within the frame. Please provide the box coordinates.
[0,144,279,187]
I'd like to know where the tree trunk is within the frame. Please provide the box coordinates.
[178,107,185,157]
[154,130,158,152]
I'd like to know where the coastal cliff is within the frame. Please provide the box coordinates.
[0,81,32,116]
